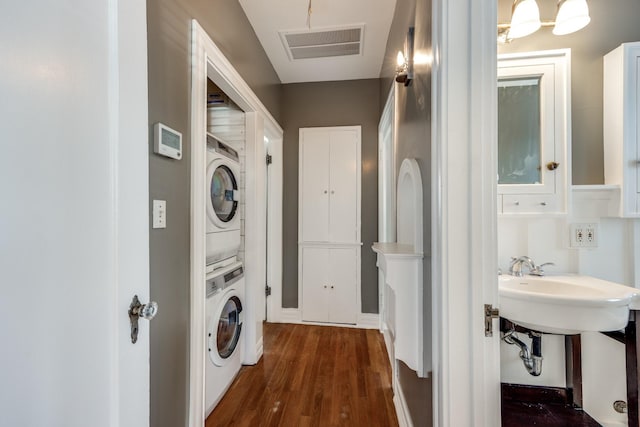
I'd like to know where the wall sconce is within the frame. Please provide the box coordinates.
[497,0,591,43]
[395,27,414,86]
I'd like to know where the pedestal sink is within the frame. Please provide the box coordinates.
[499,274,640,334]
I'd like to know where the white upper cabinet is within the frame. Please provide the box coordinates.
[299,126,361,243]
[604,42,640,217]
[497,49,571,215]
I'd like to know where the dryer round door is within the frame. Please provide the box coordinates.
[206,160,239,229]
[208,291,243,367]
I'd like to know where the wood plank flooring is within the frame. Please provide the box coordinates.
[502,400,602,427]
[206,323,398,427]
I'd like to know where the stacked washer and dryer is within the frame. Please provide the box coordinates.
[205,133,245,416]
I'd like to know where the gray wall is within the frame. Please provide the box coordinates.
[380,0,433,424]
[281,79,381,313]
[146,0,281,425]
[498,0,640,184]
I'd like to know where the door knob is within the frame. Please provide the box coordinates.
[128,295,158,344]
[546,161,560,171]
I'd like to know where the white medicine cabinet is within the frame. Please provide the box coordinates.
[497,49,571,215]
[604,41,640,217]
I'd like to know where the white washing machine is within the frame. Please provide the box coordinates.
[205,260,245,417]
[206,133,241,266]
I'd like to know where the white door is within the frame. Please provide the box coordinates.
[301,247,330,322]
[300,130,330,242]
[0,2,151,427]
[328,247,358,324]
[329,130,359,243]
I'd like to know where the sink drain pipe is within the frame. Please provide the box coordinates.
[503,330,543,376]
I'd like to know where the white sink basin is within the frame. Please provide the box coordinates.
[499,274,640,334]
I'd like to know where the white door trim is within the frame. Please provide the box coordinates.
[378,83,397,245]
[266,129,283,322]
[431,0,500,426]
[189,20,283,427]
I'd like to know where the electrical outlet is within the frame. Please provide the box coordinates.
[570,223,598,248]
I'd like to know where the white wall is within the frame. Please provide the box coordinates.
[499,186,639,426]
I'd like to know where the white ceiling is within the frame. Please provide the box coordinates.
[238,0,397,84]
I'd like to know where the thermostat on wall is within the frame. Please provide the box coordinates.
[154,123,182,160]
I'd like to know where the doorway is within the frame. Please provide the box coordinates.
[189,19,283,427]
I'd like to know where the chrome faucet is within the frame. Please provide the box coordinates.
[509,256,534,277]
[509,256,554,277]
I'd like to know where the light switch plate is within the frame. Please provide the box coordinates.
[153,200,166,229]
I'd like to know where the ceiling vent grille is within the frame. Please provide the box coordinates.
[279,25,364,60]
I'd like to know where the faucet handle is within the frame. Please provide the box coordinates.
[530,262,554,276]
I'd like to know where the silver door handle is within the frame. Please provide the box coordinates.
[128,295,158,343]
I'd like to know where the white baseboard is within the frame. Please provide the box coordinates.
[394,376,413,427]
[357,313,380,329]
[273,309,380,330]
[255,336,263,361]
[278,308,302,323]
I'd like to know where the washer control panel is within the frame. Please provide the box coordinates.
[206,263,244,298]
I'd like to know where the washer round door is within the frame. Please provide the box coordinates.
[208,292,243,367]
[206,160,239,229]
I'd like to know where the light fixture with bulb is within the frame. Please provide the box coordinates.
[395,27,414,86]
[497,0,591,43]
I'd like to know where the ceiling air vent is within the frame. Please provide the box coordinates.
[279,25,364,61]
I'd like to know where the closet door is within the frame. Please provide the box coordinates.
[300,131,330,241]
[328,247,358,324]
[301,246,329,322]
[328,130,359,242]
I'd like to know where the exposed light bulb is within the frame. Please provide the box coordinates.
[397,51,406,68]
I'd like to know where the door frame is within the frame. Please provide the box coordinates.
[189,20,283,427]
[377,84,396,331]
[431,0,501,425]
[266,129,284,322]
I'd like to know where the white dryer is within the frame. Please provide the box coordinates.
[206,133,241,266]
[205,260,245,417]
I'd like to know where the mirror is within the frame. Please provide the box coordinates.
[497,76,541,185]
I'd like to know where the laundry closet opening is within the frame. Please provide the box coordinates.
[200,70,284,422]
[203,80,247,417]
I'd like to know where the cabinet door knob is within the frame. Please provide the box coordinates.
[546,161,560,171]
[540,202,547,206]
[323,285,327,288]
[330,285,334,289]
[323,190,328,194]
[331,190,335,194]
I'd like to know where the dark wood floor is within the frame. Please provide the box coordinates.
[206,323,399,427]
[502,400,602,427]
